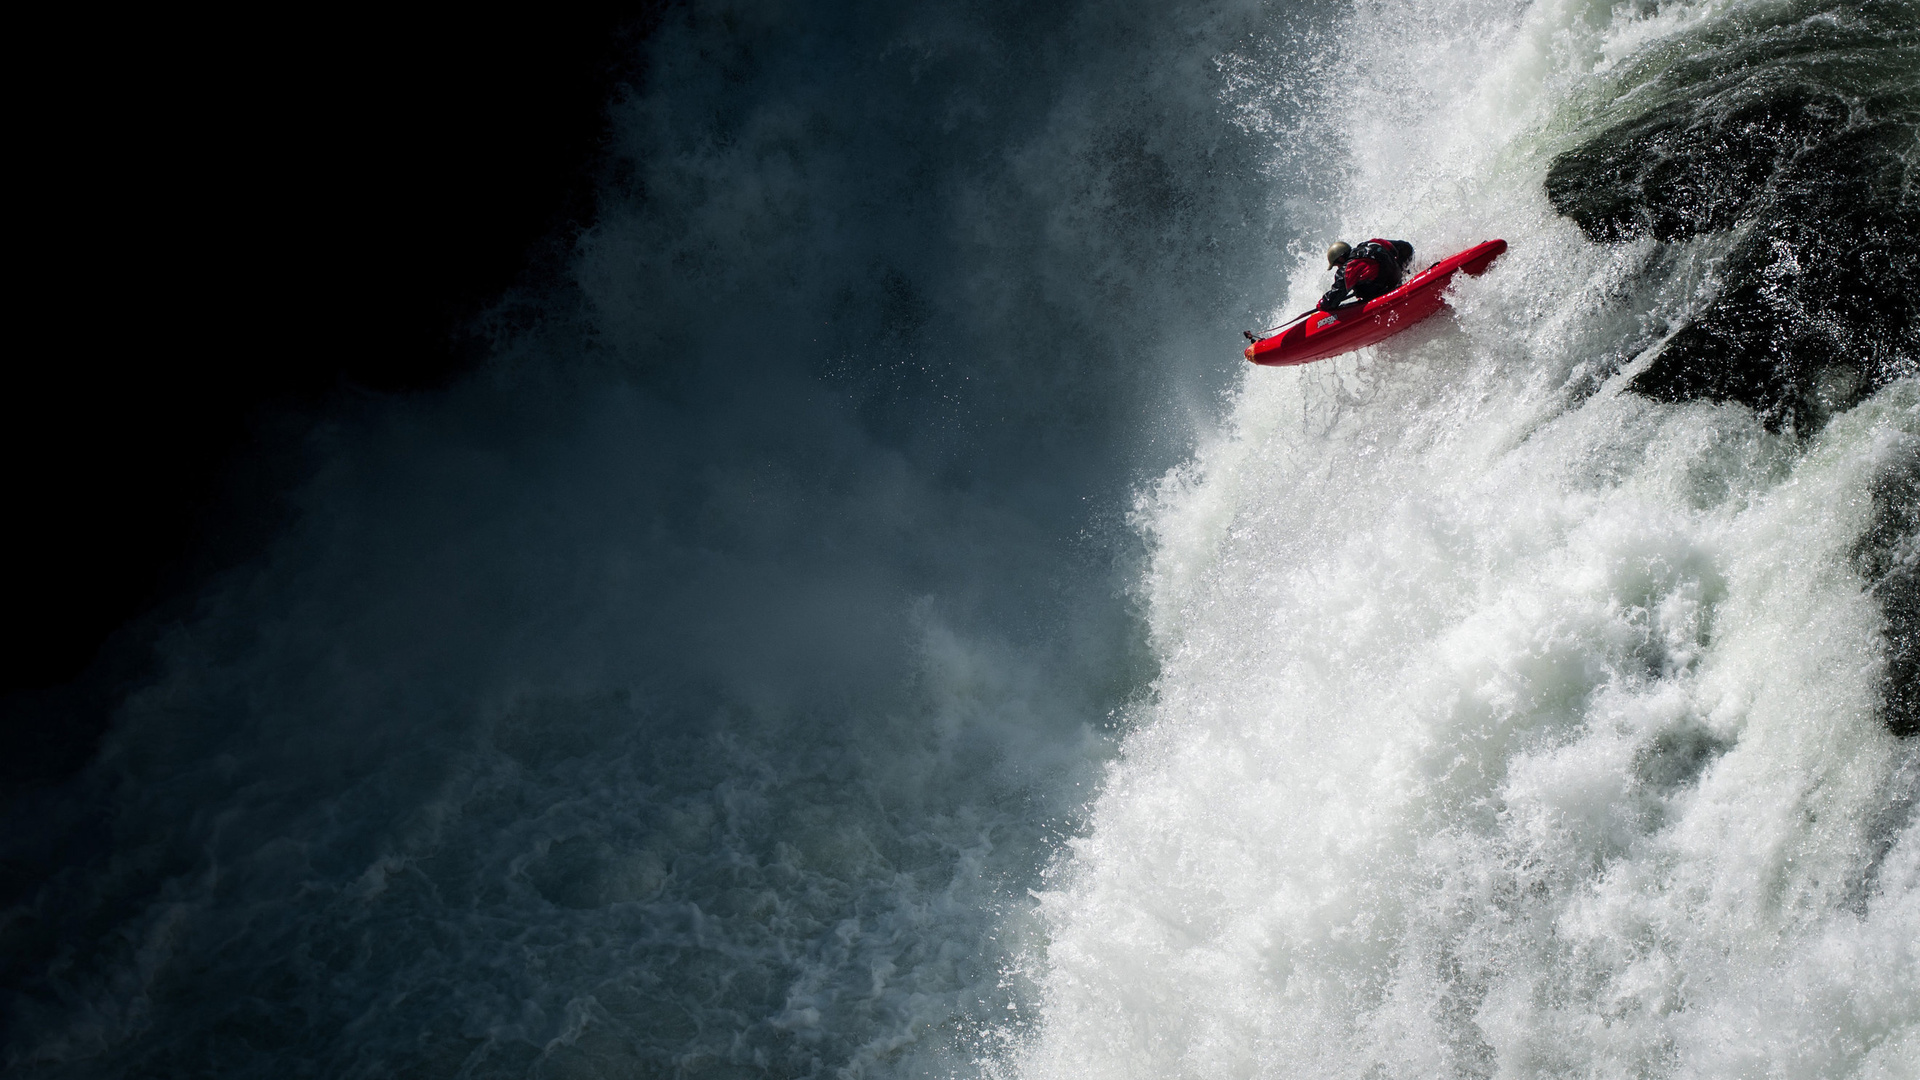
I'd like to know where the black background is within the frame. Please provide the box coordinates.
[6,6,660,786]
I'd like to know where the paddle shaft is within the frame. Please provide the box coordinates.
[1248,306,1317,341]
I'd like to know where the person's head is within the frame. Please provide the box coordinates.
[1326,242,1352,268]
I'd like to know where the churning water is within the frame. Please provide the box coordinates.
[5,0,1916,1078]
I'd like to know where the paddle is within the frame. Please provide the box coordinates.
[1243,299,1364,344]
[1242,306,1318,344]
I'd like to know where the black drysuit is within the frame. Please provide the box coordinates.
[1318,239,1415,312]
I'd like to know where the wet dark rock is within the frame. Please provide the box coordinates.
[1545,1,1920,432]
[1623,122,1917,431]
[1854,439,1920,738]
[1546,85,1855,245]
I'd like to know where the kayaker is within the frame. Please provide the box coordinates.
[1317,238,1415,312]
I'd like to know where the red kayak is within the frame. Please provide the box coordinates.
[1244,239,1507,366]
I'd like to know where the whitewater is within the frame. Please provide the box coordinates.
[4,0,1915,1077]
[1017,0,1920,1077]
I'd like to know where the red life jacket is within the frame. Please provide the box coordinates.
[1339,239,1401,291]
[1342,257,1381,288]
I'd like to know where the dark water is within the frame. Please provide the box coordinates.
[4,1,1324,1075]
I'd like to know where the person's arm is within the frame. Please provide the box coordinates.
[1317,265,1351,312]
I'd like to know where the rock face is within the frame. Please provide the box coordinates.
[1856,446,1920,737]
[1545,0,1920,737]
[1545,0,1919,433]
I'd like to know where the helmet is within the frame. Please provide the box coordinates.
[1326,242,1352,267]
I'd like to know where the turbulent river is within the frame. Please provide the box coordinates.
[5,0,1916,1077]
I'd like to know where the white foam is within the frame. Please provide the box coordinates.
[1013,0,1920,1075]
